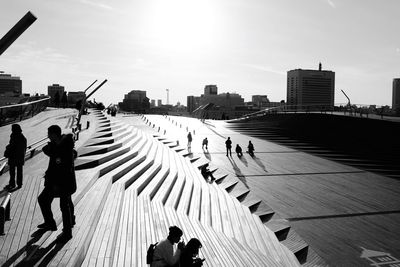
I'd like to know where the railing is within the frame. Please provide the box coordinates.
[0,97,50,126]
[0,137,48,175]
[232,103,395,122]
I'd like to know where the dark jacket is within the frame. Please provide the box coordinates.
[179,251,203,267]
[225,139,232,148]
[43,134,77,196]
[5,133,27,166]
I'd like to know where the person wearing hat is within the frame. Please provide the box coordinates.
[4,124,27,190]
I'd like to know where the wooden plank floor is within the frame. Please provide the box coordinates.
[127,114,400,266]
[0,109,100,266]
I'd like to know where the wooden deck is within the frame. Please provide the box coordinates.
[0,110,302,266]
[132,114,400,266]
[1,110,399,266]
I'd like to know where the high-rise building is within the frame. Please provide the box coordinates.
[157,99,162,107]
[204,85,218,95]
[187,96,201,113]
[119,90,150,112]
[287,63,335,110]
[393,78,400,112]
[252,95,270,108]
[48,84,65,106]
[0,72,22,96]
[151,99,156,107]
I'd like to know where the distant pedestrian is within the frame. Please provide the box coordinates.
[4,124,27,190]
[202,138,208,150]
[180,238,205,267]
[187,132,193,150]
[151,226,185,267]
[38,125,76,242]
[247,141,255,157]
[225,137,232,157]
[201,165,215,182]
[235,144,243,157]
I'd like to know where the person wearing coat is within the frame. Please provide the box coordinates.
[38,125,76,241]
[4,124,27,190]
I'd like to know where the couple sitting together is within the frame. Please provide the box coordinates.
[151,226,205,267]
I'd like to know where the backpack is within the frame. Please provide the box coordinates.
[146,242,158,264]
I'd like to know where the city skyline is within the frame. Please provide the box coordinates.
[1,0,399,106]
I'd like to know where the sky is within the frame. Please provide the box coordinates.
[1,0,399,107]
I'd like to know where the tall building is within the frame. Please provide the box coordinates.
[187,95,200,113]
[48,84,65,106]
[252,95,270,108]
[287,63,335,110]
[119,90,150,112]
[150,99,156,107]
[157,99,162,107]
[204,85,218,95]
[0,72,22,96]
[393,78,400,112]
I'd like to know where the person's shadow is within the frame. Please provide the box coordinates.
[2,229,47,266]
[203,150,211,161]
[15,231,70,266]
[238,154,248,167]
[228,157,249,189]
[252,155,268,172]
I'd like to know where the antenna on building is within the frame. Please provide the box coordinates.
[319,62,322,71]
[166,89,169,105]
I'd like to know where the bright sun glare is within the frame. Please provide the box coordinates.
[146,0,220,53]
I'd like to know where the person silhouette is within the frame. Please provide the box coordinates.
[187,132,193,150]
[4,124,27,190]
[247,141,255,157]
[235,144,243,157]
[151,226,185,267]
[202,138,208,150]
[201,165,215,182]
[225,137,232,157]
[180,238,205,267]
[38,125,76,242]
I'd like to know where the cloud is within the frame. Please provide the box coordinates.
[79,0,113,10]
[243,63,286,76]
[397,48,400,55]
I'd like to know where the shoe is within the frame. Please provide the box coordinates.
[57,230,72,242]
[37,222,57,231]
[17,185,22,189]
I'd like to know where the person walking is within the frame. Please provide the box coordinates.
[202,137,208,150]
[180,238,205,267]
[4,124,27,190]
[38,125,76,241]
[151,226,185,267]
[247,141,255,157]
[235,144,243,157]
[187,132,193,150]
[225,137,232,157]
